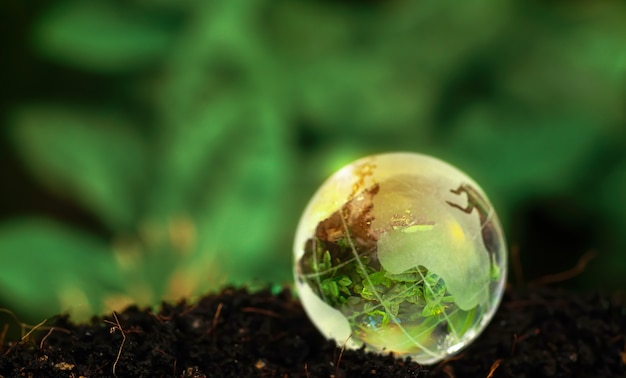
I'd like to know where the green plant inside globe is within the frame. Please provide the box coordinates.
[293,152,507,364]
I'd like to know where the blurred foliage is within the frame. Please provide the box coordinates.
[0,0,625,322]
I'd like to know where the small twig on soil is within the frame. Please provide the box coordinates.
[433,352,465,374]
[335,333,353,378]
[213,303,223,329]
[485,359,502,378]
[511,328,540,355]
[39,327,55,349]
[179,302,199,317]
[511,334,519,355]
[211,302,224,328]
[0,323,8,347]
[104,312,126,378]
[2,314,48,356]
[21,318,47,341]
[529,250,596,287]
[202,302,223,337]
[1,308,71,355]
[440,365,455,378]
[0,308,30,339]
[241,307,281,318]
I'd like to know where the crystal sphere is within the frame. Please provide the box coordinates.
[293,152,507,364]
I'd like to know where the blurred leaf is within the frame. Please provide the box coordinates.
[147,96,249,217]
[135,0,294,286]
[10,105,146,230]
[186,99,292,285]
[0,219,123,321]
[298,57,434,134]
[499,31,626,123]
[33,0,175,72]
[146,0,275,216]
[278,0,513,135]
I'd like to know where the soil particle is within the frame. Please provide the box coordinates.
[0,287,624,377]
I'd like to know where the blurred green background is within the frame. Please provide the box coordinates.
[1,0,625,323]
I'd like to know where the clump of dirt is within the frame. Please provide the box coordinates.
[1,286,624,377]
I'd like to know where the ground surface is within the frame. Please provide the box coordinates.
[0,286,625,378]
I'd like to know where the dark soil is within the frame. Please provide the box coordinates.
[1,286,625,378]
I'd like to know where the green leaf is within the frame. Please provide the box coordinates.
[369,271,392,287]
[337,276,352,287]
[10,105,146,230]
[421,303,441,317]
[322,250,332,271]
[0,219,124,322]
[164,98,293,286]
[385,269,423,283]
[132,0,294,287]
[33,0,175,72]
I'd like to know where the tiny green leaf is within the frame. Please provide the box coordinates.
[337,276,352,287]
[369,271,392,287]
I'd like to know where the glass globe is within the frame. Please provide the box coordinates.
[293,152,507,364]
